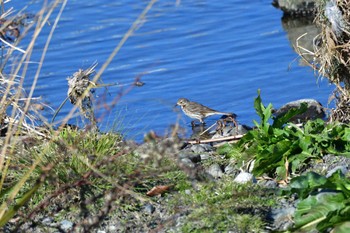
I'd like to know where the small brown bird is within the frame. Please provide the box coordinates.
[175,98,236,126]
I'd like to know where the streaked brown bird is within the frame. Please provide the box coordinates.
[175,98,236,126]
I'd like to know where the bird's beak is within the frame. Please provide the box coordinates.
[174,103,179,107]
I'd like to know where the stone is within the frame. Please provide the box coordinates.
[178,152,201,163]
[326,165,348,178]
[143,203,156,214]
[224,165,237,175]
[60,220,73,231]
[108,225,117,231]
[234,172,256,184]
[259,180,278,189]
[272,0,317,17]
[273,99,326,123]
[212,124,251,138]
[185,189,191,195]
[42,217,54,225]
[180,158,195,168]
[206,164,224,178]
[200,153,210,161]
[190,144,213,153]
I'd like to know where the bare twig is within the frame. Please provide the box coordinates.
[186,134,244,144]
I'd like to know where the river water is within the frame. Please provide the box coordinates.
[6,0,334,141]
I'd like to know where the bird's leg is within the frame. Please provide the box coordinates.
[191,121,196,127]
[230,116,239,133]
[216,119,224,135]
[224,116,239,133]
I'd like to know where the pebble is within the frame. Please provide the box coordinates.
[144,203,156,214]
[185,189,191,195]
[60,220,73,231]
[108,225,117,231]
[42,217,53,225]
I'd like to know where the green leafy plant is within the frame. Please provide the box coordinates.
[282,171,350,232]
[229,90,350,179]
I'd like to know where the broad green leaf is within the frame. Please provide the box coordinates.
[287,172,329,198]
[253,140,291,177]
[263,103,273,123]
[254,89,264,120]
[293,192,345,230]
[298,136,312,152]
[327,170,350,197]
[317,206,350,232]
[341,128,350,141]
[272,102,308,128]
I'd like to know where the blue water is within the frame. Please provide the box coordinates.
[6,0,333,141]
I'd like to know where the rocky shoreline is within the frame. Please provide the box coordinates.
[3,98,349,232]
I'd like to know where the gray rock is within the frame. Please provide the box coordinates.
[273,99,326,123]
[180,158,195,168]
[190,144,213,153]
[272,0,318,17]
[60,220,73,231]
[259,180,278,189]
[188,153,201,163]
[326,165,348,178]
[224,165,237,175]
[178,152,201,163]
[307,154,350,175]
[200,153,210,161]
[212,124,251,138]
[206,164,224,178]
[234,172,256,184]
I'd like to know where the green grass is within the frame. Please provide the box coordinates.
[173,177,275,232]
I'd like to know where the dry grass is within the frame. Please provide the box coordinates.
[0,0,161,229]
[296,0,350,122]
[318,0,350,122]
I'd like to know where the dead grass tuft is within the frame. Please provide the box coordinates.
[296,0,350,122]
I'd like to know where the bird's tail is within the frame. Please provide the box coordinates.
[211,112,237,118]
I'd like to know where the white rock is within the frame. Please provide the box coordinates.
[234,172,256,184]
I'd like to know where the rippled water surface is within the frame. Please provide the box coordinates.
[7,0,334,140]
